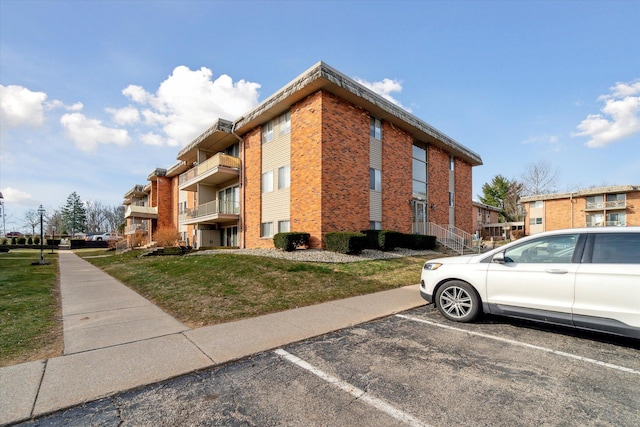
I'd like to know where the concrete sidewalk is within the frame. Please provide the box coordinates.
[0,251,426,426]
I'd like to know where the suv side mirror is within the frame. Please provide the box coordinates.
[492,251,506,264]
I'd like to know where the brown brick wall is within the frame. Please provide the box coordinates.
[454,158,473,234]
[382,122,413,233]
[544,198,578,230]
[156,176,174,231]
[320,92,370,240]
[290,92,324,248]
[627,191,640,226]
[427,145,450,226]
[242,128,265,248]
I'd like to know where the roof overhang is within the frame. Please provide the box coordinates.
[233,61,482,166]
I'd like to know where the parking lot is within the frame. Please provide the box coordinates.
[21,306,640,426]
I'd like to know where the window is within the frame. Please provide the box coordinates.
[278,220,290,233]
[606,212,626,226]
[449,192,455,207]
[262,120,274,144]
[503,234,579,264]
[224,142,239,157]
[261,222,274,238]
[449,155,455,171]
[586,195,604,209]
[219,186,239,214]
[529,217,543,225]
[278,111,291,136]
[592,233,640,264]
[278,165,290,189]
[412,143,428,200]
[262,171,273,193]
[370,221,382,230]
[606,193,625,208]
[586,213,603,227]
[530,200,543,209]
[370,116,382,140]
[370,168,381,192]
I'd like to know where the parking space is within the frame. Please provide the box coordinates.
[20,306,640,426]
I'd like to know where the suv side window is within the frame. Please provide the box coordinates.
[592,233,640,264]
[503,234,579,264]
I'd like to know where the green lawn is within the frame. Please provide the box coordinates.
[0,247,438,366]
[83,249,437,328]
[0,250,61,366]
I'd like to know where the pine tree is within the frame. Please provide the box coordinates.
[61,192,87,237]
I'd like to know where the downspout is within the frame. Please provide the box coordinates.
[231,125,245,249]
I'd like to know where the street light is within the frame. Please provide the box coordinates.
[50,226,56,254]
[33,205,50,265]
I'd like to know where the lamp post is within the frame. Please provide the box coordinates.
[51,226,56,254]
[38,205,46,264]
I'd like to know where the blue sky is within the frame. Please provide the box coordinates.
[1,0,639,232]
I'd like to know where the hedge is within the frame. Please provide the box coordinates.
[273,232,310,251]
[360,230,436,251]
[325,232,366,255]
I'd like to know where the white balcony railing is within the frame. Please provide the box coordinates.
[180,199,239,222]
[178,153,241,186]
[124,222,149,235]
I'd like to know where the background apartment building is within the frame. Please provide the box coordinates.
[124,62,483,249]
[521,185,640,235]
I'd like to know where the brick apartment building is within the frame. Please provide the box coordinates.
[520,185,640,235]
[123,62,483,249]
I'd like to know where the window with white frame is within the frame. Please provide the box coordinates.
[261,222,274,238]
[412,143,427,200]
[449,155,455,171]
[278,165,290,189]
[370,168,381,192]
[262,120,274,144]
[278,220,290,233]
[278,111,291,136]
[530,200,543,209]
[262,170,273,193]
[529,217,543,225]
[449,192,455,207]
[370,221,382,230]
[370,116,382,140]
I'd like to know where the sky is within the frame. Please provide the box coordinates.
[1,0,639,233]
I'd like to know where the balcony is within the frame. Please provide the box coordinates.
[179,153,241,192]
[179,199,239,225]
[585,199,626,210]
[124,222,149,235]
[124,204,158,219]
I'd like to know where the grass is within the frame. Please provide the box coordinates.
[0,247,440,366]
[0,250,62,367]
[82,249,439,328]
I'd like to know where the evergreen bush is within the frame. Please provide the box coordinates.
[274,232,310,251]
[325,232,365,255]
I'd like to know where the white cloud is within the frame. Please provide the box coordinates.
[107,106,140,125]
[0,84,48,128]
[573,80,640,147]
[354,77,411,112]
[60,112,131,153]
[0,187,35,206]
[120,66,261,147]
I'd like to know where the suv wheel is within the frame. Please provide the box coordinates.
[435,281,480,323]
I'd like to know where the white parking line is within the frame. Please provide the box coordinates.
[396,314,640,376]
[274,349,430,427]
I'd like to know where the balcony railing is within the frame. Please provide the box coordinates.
[585,200,626,210]
[124,222,149,235]
[124,204,158,219]
[178,153,241,186]
[180,199,239,222]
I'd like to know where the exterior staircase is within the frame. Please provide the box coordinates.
[425,222,479,255]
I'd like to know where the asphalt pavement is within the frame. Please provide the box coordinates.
[0,251,426,426]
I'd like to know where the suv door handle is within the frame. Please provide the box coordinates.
[546,269,568,274]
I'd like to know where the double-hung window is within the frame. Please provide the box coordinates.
[278,111,291,136]
[370,116,382,140]
[370,168,381,192]
[262,121,274,144]
[262,171,273,193]
[261,222,274,238]
[278,165,290,189]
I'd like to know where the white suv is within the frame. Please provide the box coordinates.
[420,227,640,339]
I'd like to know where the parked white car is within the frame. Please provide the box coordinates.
[90,232,121,242]
[420,227,640,339]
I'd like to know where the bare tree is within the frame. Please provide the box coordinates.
[105,205,125,233]
[85,200,109,232]
[24,209,40,236]
[45,210,64,236]
[521,160,559,196]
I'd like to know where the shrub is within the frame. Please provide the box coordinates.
[360,230,382,250]
[405,234,436,250]
[325,232,366,255]
[33,236,40,245]
[1,238,7,245]
[17,237,27,245]
[377,230,404,251]
[154,227,180,247]
[274,232,310,252]
[11,237,17,245]
[27,237,33,245]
